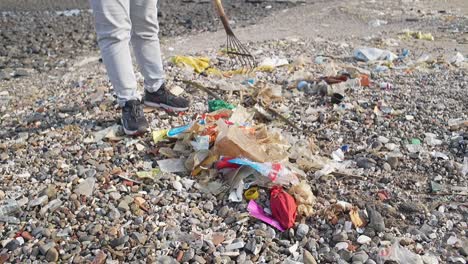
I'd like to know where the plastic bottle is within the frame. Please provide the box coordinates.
[228,158,299,185]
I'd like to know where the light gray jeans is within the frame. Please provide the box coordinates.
[90,0,165,106]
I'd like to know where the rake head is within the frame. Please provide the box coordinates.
[225,34,257,71]
[213,0,257,72]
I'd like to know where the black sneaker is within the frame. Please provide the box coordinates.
[143,85,190,112]
[121,100,148,135]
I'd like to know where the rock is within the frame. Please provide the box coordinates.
[352,251,369,263]
[92,251,107,264]
[367,206,385,232]
[338,249,353,262]
[296,224,309,239]
[39,242,55,255]
[225,242,245,251]
[332,231,348,242]
[422,254,439,264]
[459,240,468,256]
[110,236,129,248]
[131,232,147,244]
[357,235,372,245]
[74,177,96,197]
[29,195,48,207]
[172,181,183,192]
[182,248,195,262]
[383,162,392,171]
[303,249,317,264]
[245,238,257,254]
[387,156,399,168]
[118,200,130,212]
[45,248,59,262]
[203,201,214,212]
[5,239,20,251]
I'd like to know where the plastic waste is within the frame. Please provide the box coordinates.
[288,181,316,217]
[167,124,192,138]
[93,124,121,142]
[350,207,366,228]
[208,100,235,112]
[374,65,389,72]
[331,93,345,105]
[404,31,434,41]
[172,56,211,73]
[424,133,443,146]
[213,121,271,163]
[259,57,289,68]
[228,180,244,203]
[157,159,188,173]
[369,19,388,27]
[353,47,397,62]
[379,82,393,90]
[152,129,168,143]
[449,52,465,66]
[228,158,299,186]
[270,186,297,229]
[244,187,259,200]
[331,148,345,162]
[191,136,210,151]
[297,80,310,91]
[229,105,254,125]
[377,241,423,264]
[247,200,285,232]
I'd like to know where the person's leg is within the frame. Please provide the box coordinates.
[90,0,148,135]
[90,0,139,106]
[129,0,165,93]
[130,0,190,112]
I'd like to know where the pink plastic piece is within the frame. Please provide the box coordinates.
[247,200,285,232]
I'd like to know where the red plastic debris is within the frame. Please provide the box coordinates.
[270,185,297,229]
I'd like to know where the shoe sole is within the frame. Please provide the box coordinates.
[144,101,188,112]
[121,118,148,136]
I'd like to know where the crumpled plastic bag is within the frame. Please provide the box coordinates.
[288,181,316,217]
[248,200,285,231]
[270,185,297,229]
[377,241,423,264]
[353,47,397,62]
[172,56,211,73]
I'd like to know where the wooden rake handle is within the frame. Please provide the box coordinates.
[213,0,234,35]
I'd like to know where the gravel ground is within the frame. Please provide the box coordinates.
[0,0,467,263]
[0,0,296,77]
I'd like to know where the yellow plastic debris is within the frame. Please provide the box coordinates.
[172,56,211,73]
[404,31,434,41]
[152,129,168,144]
[244,187,259,200]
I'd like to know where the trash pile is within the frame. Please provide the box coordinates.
[146,101,313,232]
[1,31,467,262]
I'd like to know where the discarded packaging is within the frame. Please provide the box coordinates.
[213,121,270,163]
[350,207,366,228]
[152,130,168,143]
[244,187,259,200]
[377,241,423,264]
[208,100,235,112]
[157,159,188,173]
[172,56,211,73]
[247,200,285,232]
[353,47,397,62]
[270,186,297,229]
[288,181,316,217]
[229,158,299,186]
